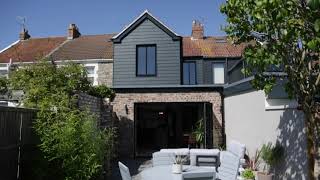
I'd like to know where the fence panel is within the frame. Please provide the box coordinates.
[0,106,37,180]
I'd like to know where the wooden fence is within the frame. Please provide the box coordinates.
[0,106,38,180]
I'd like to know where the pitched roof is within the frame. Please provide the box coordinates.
[112,10,181,43]
[0,37,66,63]
[182,36,246,58]
[50,34,115,60]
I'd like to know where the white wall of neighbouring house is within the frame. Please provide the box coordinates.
[224,90,308,179]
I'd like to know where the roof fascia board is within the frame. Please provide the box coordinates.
[0,40,20,54]
[112,10,181,43]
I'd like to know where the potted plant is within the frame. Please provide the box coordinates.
[257,142,284,180]
[241,169,255,180]
[172,155,188,174]
[244,149,262,177]
[192,119,205,148]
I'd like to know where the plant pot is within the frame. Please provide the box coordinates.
[172,164,182,174]
[257,172,273,180]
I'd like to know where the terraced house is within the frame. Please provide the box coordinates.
[0,11,245,158]
[0,9,313,178]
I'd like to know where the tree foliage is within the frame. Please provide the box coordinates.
[221,0,320,178]
[9,60,115,180]
[88,84,115,100]
[0,77,8,94]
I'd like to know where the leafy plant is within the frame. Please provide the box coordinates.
[88,84,115,100]
[241,169,255,179]
[221,0,320,178]
[9,59,115,180]
[260,142,284,174]
[245,149,262,171]
[173,155,189,165]
[0,77,8,94]
[192,119,205,146]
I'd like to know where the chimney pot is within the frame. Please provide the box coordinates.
[68,24,81,39]
[191,20,204,40]
[19,28,31,40]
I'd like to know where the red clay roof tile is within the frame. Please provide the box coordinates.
[0,35,246,63]
[50,34,115,60]
[0,37,66,63]
[182,36,245,58]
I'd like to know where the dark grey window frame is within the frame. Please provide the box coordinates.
[183,61,197,85]
[136,44,157,77]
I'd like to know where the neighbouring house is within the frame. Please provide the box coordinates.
[224,77,309,179]
[0,10,310,178]
[0,24,114,105]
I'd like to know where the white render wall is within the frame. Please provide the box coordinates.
[224,90,308,179]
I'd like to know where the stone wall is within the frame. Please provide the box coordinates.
[76,92,113,127]
[97,62,113,87]
[111,90,223,157]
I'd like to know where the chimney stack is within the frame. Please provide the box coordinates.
[19,28,31,40]
[68,24,81,39]
[191,20,204,40]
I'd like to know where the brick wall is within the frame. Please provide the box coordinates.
[97,62,113,87]
[111,90,223,157]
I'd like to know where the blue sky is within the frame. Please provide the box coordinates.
[0,0,227,49]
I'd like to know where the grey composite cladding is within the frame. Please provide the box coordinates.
[113,19,181,87]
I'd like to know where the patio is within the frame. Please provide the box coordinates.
[110,158,152,180]
[114,140,245,180]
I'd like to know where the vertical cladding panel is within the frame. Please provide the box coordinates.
[113,19,181,87]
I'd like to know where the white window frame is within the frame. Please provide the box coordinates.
[84,63,98,86]
[265,97,298,110]
[0,63,10,78]
[212,63,225,84]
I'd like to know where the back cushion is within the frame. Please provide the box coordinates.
[152,152,175,166]
[218,151,240,180]
[227,140,246,158]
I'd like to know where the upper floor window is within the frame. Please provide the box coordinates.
[183,62,196,85]
[136,45,156,76]
[212,63,225,84]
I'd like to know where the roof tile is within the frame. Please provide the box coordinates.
[50,34,115,60]
[0,37,66,63]
[182,36,245,58]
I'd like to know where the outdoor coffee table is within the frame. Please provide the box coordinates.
[140,165,216,180]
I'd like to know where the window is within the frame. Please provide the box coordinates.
[136,45,156,76]
[212,63,225,84]
[84,64,98,85]
[183,62,196,85]
[0,69,8,78]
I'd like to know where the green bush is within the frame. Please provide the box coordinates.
[260,142,284,174]
[241,169,255,179]
[9,60,116,180]
[0,77,8,94]
[88,84,115,99]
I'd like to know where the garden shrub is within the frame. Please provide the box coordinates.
[88,84,115,100]
[9,60,116,180]
[0,77,8,94]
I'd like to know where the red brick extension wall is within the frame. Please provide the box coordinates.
[111,90,223,157]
